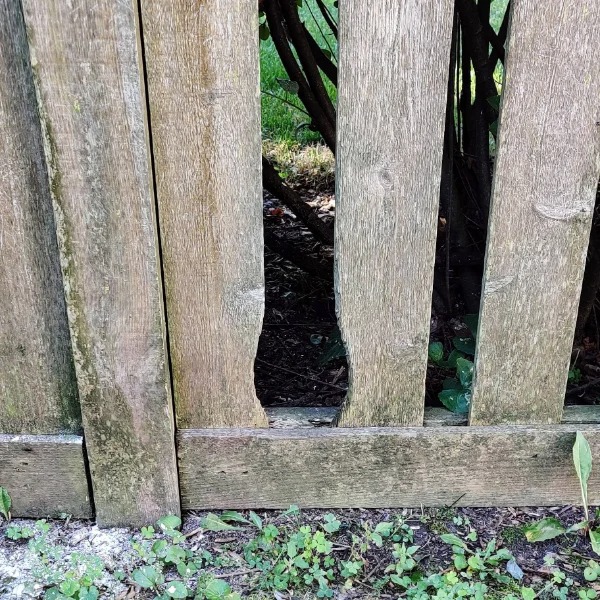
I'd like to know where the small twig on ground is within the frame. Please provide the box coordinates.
[255,358,347,391]
[566,377,600,396]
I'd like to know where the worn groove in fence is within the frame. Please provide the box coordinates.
[140,0,267,428]
[0,435,91,518]
[179,424,600,509]
[0,0,80,435]
[470,1,600,425]
[335,0,454,427]
[21,0,179,526]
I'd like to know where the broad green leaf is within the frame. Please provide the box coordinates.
[157,515,181,531]
[277,78,300,95]
[573,432,593,521]
[220,511,249,524]
[165,545,186,565]
[79,587,99,600]
[446,349,466,369]
[439,389,470,414]
[487,95,501,112]
[258,22,270,41]
[0,487,11,520]
[177,561,197,578]
[201,513,240,532]
[428,342,444,363]
[452,337,476,356]
[132,566,159,589]
[524,518,566,542]
[59,579,80,597]
[590,529,600,556]
[456,358,474,388]
[440,533,468,549]
[521,587,536,600]
[248,511,263,529]
[204,578,233,600]
[463,314,479,338]
[165,581,188,598]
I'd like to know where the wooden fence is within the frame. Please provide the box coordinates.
[0,0,599,527]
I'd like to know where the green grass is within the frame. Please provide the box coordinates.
[260,0,337,145]
[259,0,510,147]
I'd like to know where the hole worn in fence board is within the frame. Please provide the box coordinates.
[178,424,600,509]
[470,1,600,426]
[140,0,267,428]
[21,0,179,526]
[335,0,455,427]
[0,0,79,435]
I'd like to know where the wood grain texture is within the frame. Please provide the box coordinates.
[0,0,79,434]
[335,0,454,427]
[0,434,91,518]
[179,424,600,509]
[22,0,180,526]
[470,2,600,425]
[140,1,268,428]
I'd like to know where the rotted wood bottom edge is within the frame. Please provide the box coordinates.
[0,434,92,518]
[178,421,600,510]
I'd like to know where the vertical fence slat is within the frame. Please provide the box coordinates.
[22,0,180,525]
[470,3,600,425]
[335,0,454,427]
[0,0,80,434]
[140,1,267,428]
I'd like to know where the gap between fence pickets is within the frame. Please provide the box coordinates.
[266,405,600,428]
[0,435,92,519]
[177,421,600,510]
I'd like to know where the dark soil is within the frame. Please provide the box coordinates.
[255,183,600,410]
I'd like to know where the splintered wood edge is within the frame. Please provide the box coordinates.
[178,422,600,510]
[266,405,599,428]
[0,434,92,518]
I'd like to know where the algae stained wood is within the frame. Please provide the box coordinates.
[140,0,267,428]
[335,0,454,426]
[0,0,79,435]
[179,424,600,509]
[469,2,600,425]
[21,0,179,526]
[0,435,91,518]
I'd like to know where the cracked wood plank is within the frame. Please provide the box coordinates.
[140,0,267,428]
[0,0,79,434]
[470,1,600,425]
[335,0,454,426]
[22,0,179,526]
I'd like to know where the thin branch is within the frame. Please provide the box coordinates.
[314,0,338,39]
[279,0,337,127]
[261,90,310,116]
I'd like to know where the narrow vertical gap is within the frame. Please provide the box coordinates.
[426,0,510,417]
[134,0,181,498]
[254,0,347,426]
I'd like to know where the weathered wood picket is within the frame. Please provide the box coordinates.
[0,0,599,526]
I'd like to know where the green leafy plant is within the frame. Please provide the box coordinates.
[525,432,600,554]
[428,315,478,414]
[0,486,11,521]
[438,357,474,414]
